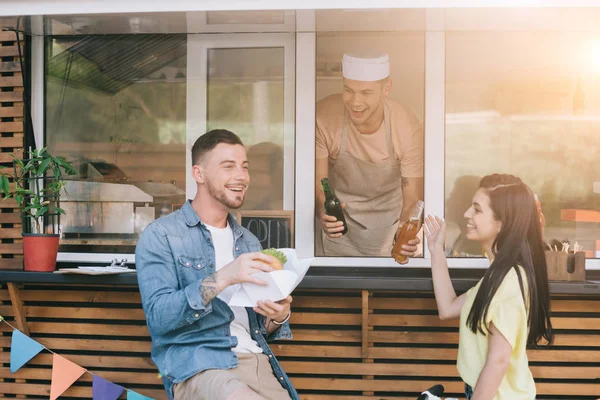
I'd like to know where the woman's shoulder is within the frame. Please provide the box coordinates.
[496,266,528,301]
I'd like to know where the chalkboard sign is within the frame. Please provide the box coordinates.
[236,210,294,249]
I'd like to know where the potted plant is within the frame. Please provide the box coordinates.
[0,147,76,272]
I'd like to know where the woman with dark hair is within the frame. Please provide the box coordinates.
[424,174,553,400]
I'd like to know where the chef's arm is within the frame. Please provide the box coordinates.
[315,157,329,216]
[399,177,423,224]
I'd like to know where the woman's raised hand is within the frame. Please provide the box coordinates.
[424,215,446,254]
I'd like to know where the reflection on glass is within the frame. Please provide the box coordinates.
[446,31,600,258]
[46,35,187,254]
[207,47,285,211]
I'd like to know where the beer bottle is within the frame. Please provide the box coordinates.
[321,178,348,235]
[391,200,424,263]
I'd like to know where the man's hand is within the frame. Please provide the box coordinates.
[200,252,276,306]
[320,203,346,238]
[393,226,421,265]
[254,295,292,322]
[217,252,276,289]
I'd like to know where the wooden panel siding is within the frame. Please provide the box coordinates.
[0,31,24,270]
[0,285,598,399]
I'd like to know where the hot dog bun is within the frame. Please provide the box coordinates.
[257,257,284,271]
[259,248,287,271]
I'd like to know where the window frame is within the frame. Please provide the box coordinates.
[32,8,600,270]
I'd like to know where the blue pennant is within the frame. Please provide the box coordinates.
[10,329,45,373]
[127,390,154,400]
[92,375,124,400]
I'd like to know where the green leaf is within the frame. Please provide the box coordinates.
[35,206,48,218]
[37,158,51,176]
[53,206,65,214]
[1,175,9,196]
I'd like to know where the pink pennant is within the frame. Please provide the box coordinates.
[50,354,86,400]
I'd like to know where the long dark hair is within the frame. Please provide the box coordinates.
[466,174,554,347]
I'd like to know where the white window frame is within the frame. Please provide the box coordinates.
[185,10,296,33]
[297,9,452,268]
[185,33,296,209]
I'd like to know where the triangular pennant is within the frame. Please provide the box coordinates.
[127,390,154,400]
[92,375,124,400]
[10,329,45,373]
[50,354,86,400]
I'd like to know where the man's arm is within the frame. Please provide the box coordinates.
[316,156,346,238]
[399,177,423,224]
[136,226,275,337]
[136,224,220,336]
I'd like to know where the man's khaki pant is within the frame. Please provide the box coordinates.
[174,352,292,400]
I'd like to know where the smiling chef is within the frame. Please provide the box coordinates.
[315,52,424,258]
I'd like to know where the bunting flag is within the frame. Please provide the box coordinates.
[10,329,45,373]
[1,316,154,400]
[50,354,87,400]
[127,390,155,400]
[93,375,124,400]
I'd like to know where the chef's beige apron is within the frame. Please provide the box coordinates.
[322,103,404,256]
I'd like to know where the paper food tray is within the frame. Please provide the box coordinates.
[228,248,312,307]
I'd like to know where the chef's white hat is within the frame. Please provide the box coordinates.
[342,53,390,81]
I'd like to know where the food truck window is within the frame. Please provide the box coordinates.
[46,31,296,258]
[46,34,187,255]
[445,11,600,260]
[313,9,426,260]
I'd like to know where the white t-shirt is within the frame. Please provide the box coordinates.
[205,223,263,354]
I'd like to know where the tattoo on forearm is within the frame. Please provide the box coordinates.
[200,272,219,306]
[401,177,409,188]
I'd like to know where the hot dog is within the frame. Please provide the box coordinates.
[258,248,287,270]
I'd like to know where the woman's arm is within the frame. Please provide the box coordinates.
[425,216,468,320]
[471,322,512,400]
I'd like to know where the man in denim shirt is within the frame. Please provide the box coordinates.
[136,129,298,400]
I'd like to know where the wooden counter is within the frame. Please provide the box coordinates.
[1,270,599,399]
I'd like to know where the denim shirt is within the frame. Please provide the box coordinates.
[135,201,298,400]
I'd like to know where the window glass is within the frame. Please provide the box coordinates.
[48,32,295,255]
[446,29,600,258]
[206,47,285,211]
[47,34,187,254]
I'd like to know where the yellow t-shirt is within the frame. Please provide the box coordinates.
[457,267,535,400]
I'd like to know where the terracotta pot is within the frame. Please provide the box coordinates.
[22,234,60,272]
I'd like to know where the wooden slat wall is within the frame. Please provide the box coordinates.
[0,30,25,270]
[0,285,599,399]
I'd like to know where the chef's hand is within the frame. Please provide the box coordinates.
[393,226,421,264]
[320,203,346,238]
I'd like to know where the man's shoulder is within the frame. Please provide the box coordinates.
[386,99,422,133]
[316,93,344,117]
[316,94,345,139]
[141,210,184,238]
[386,99,419,119]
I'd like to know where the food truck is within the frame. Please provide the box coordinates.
[0,1,599,398]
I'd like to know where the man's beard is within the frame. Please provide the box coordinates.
[206,178,245,209]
